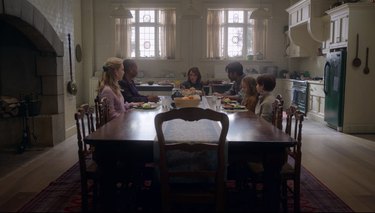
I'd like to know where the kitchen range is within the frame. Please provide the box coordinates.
[291,80,308,115]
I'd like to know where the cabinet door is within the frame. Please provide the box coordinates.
[330,14,349,49]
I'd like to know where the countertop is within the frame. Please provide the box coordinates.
[136,84,174,91]
[277,78,324,85]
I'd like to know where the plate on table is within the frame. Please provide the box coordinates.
[134,102,159,110]
[221,99,238,104]
[222,104,246,110]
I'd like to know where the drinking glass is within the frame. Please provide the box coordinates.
[161,97,169,109]
[215,98,221,110]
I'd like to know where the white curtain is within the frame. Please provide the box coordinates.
[114,18,132,58]
[160,9,176,59]
[206,10,223,59]
[253,19,267,56]
[114,9,176,59]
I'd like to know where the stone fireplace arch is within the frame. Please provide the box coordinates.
[0,0,65,149]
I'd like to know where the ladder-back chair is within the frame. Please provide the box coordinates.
[75,105,99,212]
[154,107,229,212]
[94,96,109,128]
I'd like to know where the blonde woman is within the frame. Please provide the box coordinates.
[98,57,134,121]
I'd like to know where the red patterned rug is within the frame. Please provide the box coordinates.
[18,162,353,212]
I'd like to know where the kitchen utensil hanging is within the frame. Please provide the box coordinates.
[363,47,370,75]
[352,33,361,67]
[67,34,78,95]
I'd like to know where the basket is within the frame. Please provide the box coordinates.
[174,96,200,108]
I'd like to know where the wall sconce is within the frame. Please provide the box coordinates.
[111,5,133,19]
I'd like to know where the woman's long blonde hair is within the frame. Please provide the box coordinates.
[242,76,257,96]
[98,57,123,96]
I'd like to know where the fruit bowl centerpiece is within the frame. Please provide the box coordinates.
[181,87,203,96]
[174,95,200,108]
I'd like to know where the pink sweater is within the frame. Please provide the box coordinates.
[100,86,129,121]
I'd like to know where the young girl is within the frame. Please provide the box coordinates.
[98,57,133,121]
[180,67,203,90]
[240,76,258,112]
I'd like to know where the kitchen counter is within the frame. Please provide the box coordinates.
[136,83,174,92]
[136,84,211,95]
[307,80,324,85]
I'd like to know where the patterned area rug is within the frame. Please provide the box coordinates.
[18,162,353,212]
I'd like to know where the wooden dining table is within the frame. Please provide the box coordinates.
[85,96,296,212]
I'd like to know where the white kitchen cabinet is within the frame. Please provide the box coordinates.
[307,81,325,123]
[326,3,375,133]
[287,0,310,27]
[327,8,349,49]
[321,15,331,54]
[273,79,293,109]
[286,0,335,57]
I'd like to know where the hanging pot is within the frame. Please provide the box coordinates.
[67,34,78,95]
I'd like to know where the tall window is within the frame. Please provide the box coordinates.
[114,8,176,59]
[206,9,267,60]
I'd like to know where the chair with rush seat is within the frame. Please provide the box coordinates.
[271,94,284,130]
[281,105,304,213]
[94,96,109,128]
[154,107,229,212]
[75,105,99,212]
[248,105,304,212]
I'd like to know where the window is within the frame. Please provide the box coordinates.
[114,8,176,59]
[206,9,267,60]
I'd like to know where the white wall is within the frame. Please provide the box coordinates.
[25,0,292,138]
[87,0,290,83]
[28,0,78,137]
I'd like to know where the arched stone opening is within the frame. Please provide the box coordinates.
[0,0,65,150]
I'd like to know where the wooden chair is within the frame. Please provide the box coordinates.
[281,105,304,213]
[272,94,284,130]
[154,107,229,212]
[75,105,99,212]
[94,96,109,128]
[248,105,304,213]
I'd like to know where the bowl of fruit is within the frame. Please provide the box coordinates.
[174,95,200,108]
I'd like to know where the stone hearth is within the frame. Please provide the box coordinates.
[0,0,65,150]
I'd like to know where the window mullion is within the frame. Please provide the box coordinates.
[135,10,140,58]
[243,12,247,58]
[224,10,228,58]
[155,11,159,58]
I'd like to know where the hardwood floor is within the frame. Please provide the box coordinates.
[0,118,374,212]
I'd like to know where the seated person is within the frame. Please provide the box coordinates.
[255,74,276,122]
[119,59,159,103]
[240,76,258,112]
[213,61,246,102]
[180,67,203,90]
[98,57,133,121]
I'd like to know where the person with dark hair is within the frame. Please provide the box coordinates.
[255,74,276,122]
[119,59,159,103]
[213,61,246,101]
[180,67,203,90]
